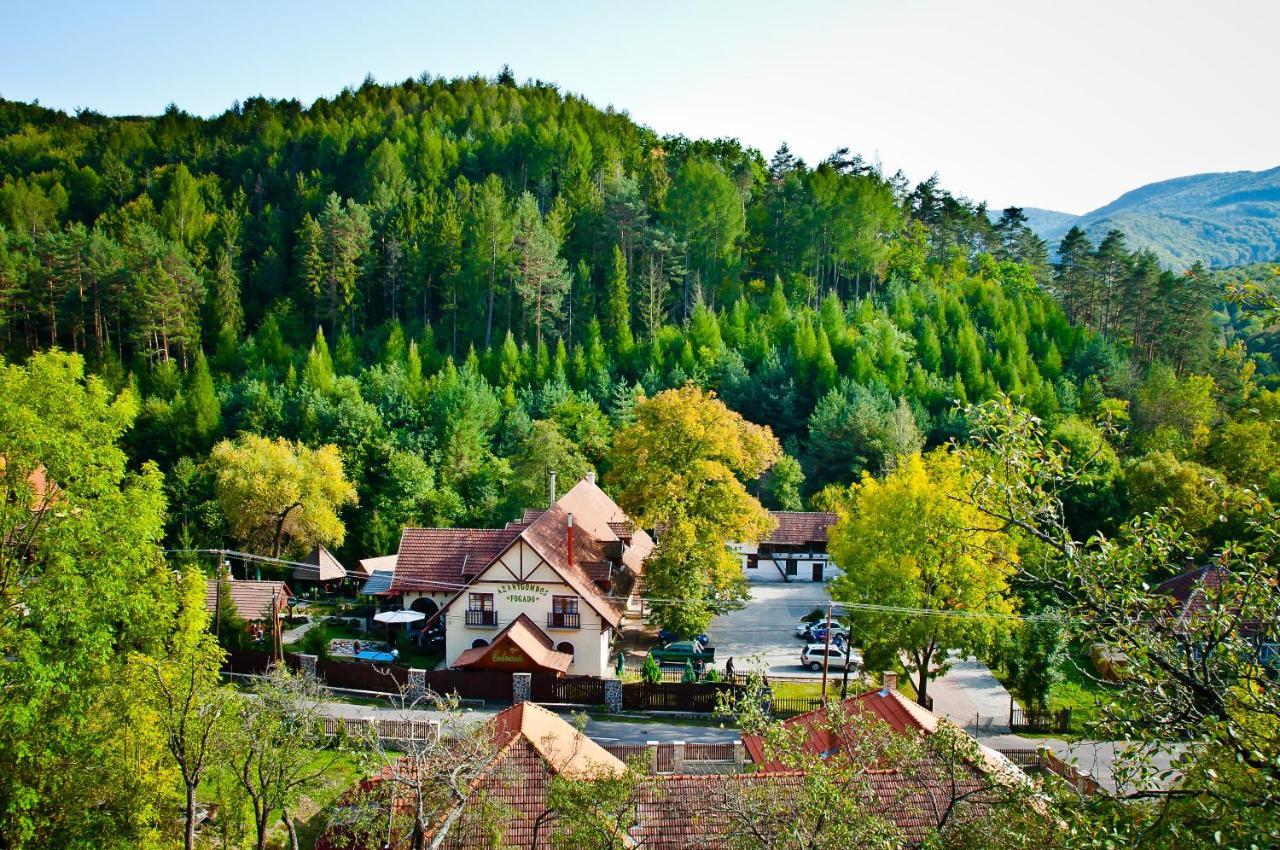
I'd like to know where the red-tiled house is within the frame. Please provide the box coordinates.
[1154,564,1277,665]
[1154,564,1235,635]
[740,678,1027,844]
[734,510,839,582]
[319,694,1029,850]
[377,476,652,677]
[318,702,627,850]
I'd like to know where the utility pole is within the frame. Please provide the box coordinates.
[820,601,832,702]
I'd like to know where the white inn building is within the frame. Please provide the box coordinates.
[380,476,651,677]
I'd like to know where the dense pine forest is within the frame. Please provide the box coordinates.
[0,71,1272,563]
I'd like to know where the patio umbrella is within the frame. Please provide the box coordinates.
[373,609,425,646]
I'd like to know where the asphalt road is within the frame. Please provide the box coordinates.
[705,581,853,679]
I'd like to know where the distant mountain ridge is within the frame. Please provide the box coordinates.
[1022,166,1280,269]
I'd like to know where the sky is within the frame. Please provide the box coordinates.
[3,0,1278,214]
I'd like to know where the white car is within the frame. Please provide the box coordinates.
[800,643,862,672]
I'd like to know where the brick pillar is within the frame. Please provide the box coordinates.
[647,740,660,774]
[408,668,427,700]
[672,741,685,774]
[604,678,623,713]
[512,672,532,704]
[296,653,317,678]
[733,740,746,770]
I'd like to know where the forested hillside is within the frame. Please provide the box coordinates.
[0,72,1262,563]
[1026,165,1280,269]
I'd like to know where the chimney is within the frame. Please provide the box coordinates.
[880,671,897,695]
[586,471,596,486]
[566,513,575,566]
[549,471,557,507]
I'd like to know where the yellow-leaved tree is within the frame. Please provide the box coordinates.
[210,434,357,558]
[608,385,780,636]
[828,450,1018,707]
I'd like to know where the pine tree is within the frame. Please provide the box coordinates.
[605,244,633,352]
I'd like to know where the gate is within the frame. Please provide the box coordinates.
[531,674,606,705]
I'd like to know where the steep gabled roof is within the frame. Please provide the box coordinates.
[204,578,290,622]
[517,503,624,628]
[741,686,938,767]
[295,543,347,582]
[761,511,837,546]
[490,701,626,778]
[739,686,1020,843]
[450,614,574,673]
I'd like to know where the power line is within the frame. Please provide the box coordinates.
[165,547,1066,625]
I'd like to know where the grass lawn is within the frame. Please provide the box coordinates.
[199,749,366,849]
[990,642,1119,739]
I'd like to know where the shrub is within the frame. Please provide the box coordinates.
[642,654,662,684]
[299,624,332,660]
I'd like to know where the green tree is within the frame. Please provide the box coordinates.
[136,566,229,850]
[608,386,780,635]
[0,352,176,850]
[604,243,633,351]
[510,419,594,512]
[761,453,805,510]
[828,451,1018,706]
[210,434,357,557]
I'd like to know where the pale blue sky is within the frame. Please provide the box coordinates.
[4,0,1277,214]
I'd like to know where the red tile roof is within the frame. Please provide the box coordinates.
[762,511,837,546]
[389,526,522,594]
[1154,565,1233,630]
[740,688,1018,845]
[391,479,648,626]
[204,578,290,622]
[450,614,574,673]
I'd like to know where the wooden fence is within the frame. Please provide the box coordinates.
[1009,706,1072,734]
[532,674,606,705]
[771,696,824,718]
[997,748,1102,796]
[322,716,439,742]
[316,657,409,692]
[621,681,740,713]
[223,649,744,712]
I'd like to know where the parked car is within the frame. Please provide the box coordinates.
[649,640,716,666]
[794,618,819,638]
[658,628,709,645]
[800,643,861,672]
[803,623,850,645]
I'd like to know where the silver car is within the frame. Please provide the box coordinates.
[800,643,861,672]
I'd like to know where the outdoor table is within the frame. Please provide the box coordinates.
[354,650,396,663]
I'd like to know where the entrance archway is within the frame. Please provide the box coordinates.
[410,597,439,618]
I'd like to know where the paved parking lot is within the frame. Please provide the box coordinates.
[706,582,849,679]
